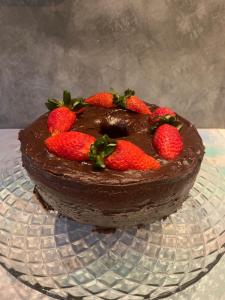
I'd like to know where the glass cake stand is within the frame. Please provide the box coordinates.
[0,151,225,300]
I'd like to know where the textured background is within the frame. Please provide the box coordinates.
[0,0,225,128]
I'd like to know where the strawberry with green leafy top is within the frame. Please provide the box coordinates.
[117,89,151,115]
[148,106,182,134]
[46,90,88,135]
[149,107,176,124]
[149,106,183,160]
[152,124,183,160]
[85,89,151,114]
[45,132,160,171]
[89,135,160,171]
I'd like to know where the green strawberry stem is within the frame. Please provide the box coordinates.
[150,114,183,133]
[45,90,89,111]
[94,153,106,169]
[63,90,72,106]
[113,94,126,108]
[124,89,135,97]
[112,88,136,109]
[71,98,89,110]
[89,135,117,169]
[45,98,63,111]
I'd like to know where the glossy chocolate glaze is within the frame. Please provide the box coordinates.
[19,104,204,228]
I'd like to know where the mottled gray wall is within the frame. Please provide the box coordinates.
[0,0,225,128]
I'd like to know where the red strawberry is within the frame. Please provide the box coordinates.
[125,96,151,114]
[45,131,96,161]
[148,107,179,133]
[85,92,114,108]
[113,89,151,114]
[47,106,76,135]
[46,90,88,135]
[123,89,151,115]
[89,135,160,171]
[106,140,160,170]
[149,107,175,124]
[153,124,183,160]
[85,89,151,114]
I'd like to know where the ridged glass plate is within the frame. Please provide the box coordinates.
[0,155,225,300]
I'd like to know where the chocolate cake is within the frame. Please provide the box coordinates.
[19,90,204,228]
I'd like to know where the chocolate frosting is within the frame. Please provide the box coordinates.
[19,105,204,185]
[19,104,204,228]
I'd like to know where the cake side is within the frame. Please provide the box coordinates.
[24,157,201,227]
